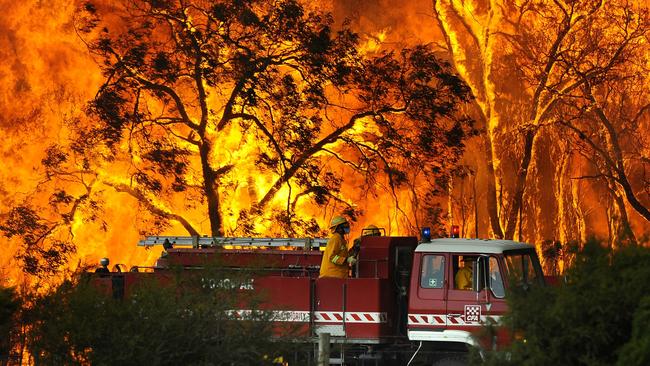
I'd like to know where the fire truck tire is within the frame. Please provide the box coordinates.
[431,356,466,366]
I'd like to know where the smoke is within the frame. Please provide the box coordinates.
[332,0,440,44]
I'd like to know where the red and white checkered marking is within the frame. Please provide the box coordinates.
[316,311,344,322]
[314,311,386,323]
[464,305,481,323]
[408,314,446,326]
[408,313,501,326]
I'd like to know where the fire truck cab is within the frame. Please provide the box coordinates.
[93,233,545,365]
[407,239,544,353]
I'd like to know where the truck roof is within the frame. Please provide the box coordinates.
[415,238,534,254]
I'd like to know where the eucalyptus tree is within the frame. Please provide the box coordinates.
[77,0,474,236]
[0,0,475,276]
[433,0,649,241]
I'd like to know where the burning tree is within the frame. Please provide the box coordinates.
[75,0,475,236]
[554,6,650,244]
[1,0,475,276]
[433,0,649,242]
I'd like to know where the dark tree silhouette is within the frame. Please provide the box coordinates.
[73,0,474,236]
[1,0,475,276]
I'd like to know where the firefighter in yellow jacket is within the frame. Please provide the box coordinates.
[319,216,356,278]
[455,256,476,290]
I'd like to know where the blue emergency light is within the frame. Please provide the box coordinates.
[421,227,431,242]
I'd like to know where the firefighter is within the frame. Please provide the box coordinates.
[351,224,381,256]
[346,224,381,277]
[95,257,110,274]
[319,216,355,279]
[455,256,475,290]
[155,239,173,268]
[362,224,381,237]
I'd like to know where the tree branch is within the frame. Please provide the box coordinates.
[104,182,200,236]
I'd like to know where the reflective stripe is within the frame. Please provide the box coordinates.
[407,313,501,326]
[226,310,387,323]
[331,255,345,265]
[408,314,446,326]
[315,311,387,323]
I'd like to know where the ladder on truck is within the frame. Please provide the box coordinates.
[138,236,328,250]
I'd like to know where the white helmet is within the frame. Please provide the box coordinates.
[329,215,348,229]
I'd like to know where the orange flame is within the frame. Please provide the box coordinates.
[0,1,429,287]
[1,0,649,288]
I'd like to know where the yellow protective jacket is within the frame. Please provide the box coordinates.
[455,266,472,290]
[319,233,349,278]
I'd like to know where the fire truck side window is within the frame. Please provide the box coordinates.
[420,255,445,289]
[489,256,505,298]
[504,251,541,287]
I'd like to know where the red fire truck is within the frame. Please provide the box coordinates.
[93,229,545,365]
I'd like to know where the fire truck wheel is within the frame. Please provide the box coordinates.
[431,356,466,366]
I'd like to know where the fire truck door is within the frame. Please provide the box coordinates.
[408,253,448,331]
[314,278,347,337]
[446,255,488,331]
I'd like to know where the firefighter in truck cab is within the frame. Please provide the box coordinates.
[455,256,476,290]
[319,215,357,278]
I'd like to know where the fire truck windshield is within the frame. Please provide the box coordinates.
[503,250,542,288]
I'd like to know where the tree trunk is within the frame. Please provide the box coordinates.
[483,133,504,239]
[612,187,637,246]
[592,100,650,222]
[200,141,223,236]
[433,0,504,239]
[504,129,537,239]
[473,173,479,238]
[605,168,637,246]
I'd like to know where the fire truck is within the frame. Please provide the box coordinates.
[93,228,545,365]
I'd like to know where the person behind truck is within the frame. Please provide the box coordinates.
[95,257,110,274]
[348,224,382,277]
[362,224,381,237]
[351,224,381,256]
[155,239,174,268]
[455,256,475,290]
[319,216,355,279]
